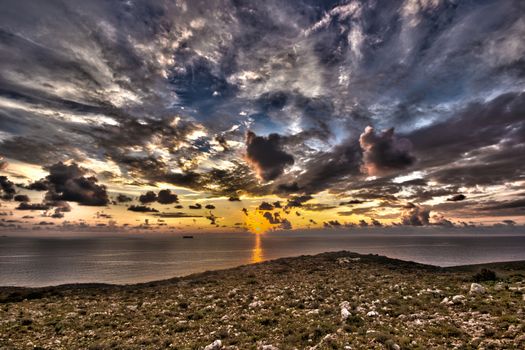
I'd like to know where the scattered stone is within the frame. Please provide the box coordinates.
[2,252,525,349]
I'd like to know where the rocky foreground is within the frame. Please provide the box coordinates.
[1,252,524,350]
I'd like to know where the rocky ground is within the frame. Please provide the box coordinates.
[1,251,524,350]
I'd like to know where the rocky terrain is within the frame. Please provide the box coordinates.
[1,252,524,350]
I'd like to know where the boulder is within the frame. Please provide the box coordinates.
[494,282,505,291]
[452,295,465,303]
[260,346,279,350]
[204,340,222,350]
[341,307,351,320]
[249,301,263,308]
[470,283,486,294]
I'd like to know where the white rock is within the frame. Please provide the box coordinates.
[323,334,335,342]
[366,310,379,317]
[249,301,263,308]
[204,340,222,350]
[440,297,450,304]
[452,295,465,303]
[339,300,350,309]
[337,258,350,264]
[494,282,505,291]
[392,344,401,350]
[341,307,351,320]
[470,283,486,294]
[356,306,366,313]
[261,345,279,350]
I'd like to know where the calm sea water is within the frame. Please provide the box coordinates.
[1,228,525,287]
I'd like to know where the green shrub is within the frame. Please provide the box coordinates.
[473,269,497,282]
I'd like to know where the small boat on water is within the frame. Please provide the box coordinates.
[182,235,194,239]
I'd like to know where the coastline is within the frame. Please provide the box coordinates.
[1,251,525,291]
[1,251,524,349]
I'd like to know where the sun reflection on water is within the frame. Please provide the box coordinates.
[251,233,264,263]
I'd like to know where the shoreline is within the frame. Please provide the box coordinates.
[1,251,525,291]
[0,250,525,294]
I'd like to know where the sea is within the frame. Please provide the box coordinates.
[1,227,525,287]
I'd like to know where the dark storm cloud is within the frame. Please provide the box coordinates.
[409,92,525,187]
[258,202,274,211]
[338,207,374,216]
[401,203,430,226]
[245,131,294,181]
[482,199,525,211]
[447,194,466,202]
[127,205,158,213]
[153,212,202,218]
[407,186,458,202]
[139,191,157,204]
[371,219,382,227]
[324,220,341,228]
[0,176,16,200]
[301,203,336,211]
[283,139,362,194]
[16,202,50,211]
[359,126,415,176]
[26,181,49,192]
[279,218,292,230]
[340,200,365,205]
[13,194,29,202]
[286,195,313,208]
[263,212,281,225]
[116,194,133,203]
[432,214,454,228]
[276,182,300,194]
[137,189,179,205]
[30,162,109,206]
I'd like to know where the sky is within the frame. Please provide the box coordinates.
[0,0,524,233]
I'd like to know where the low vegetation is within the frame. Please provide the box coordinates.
[1,252,524,349]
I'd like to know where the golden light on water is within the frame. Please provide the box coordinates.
[251,233,263,264]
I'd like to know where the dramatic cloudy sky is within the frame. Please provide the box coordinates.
[0,0,524,232]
